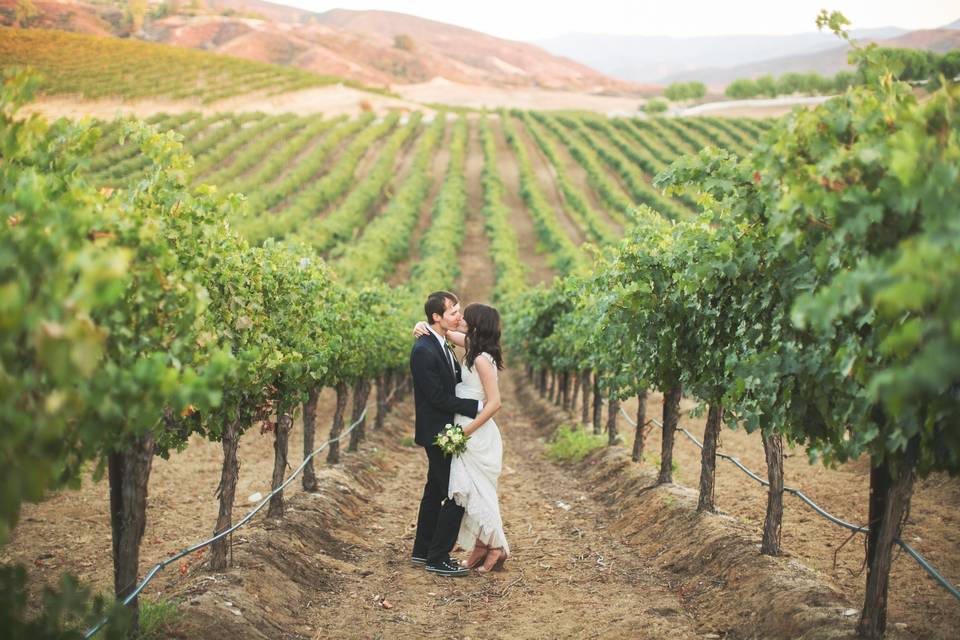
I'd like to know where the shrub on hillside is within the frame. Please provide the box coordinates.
[664,81,706,101]
[641,98,668,114]
[394,34,415,51]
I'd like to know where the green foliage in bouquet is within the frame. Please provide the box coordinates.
[434,424,469,457]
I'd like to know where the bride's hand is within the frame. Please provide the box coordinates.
[462,421,477,436]
[412,321,430,338]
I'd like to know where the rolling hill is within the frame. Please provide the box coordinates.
[0,0,643,93]
[0,25,365,104]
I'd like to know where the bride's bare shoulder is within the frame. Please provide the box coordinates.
[474,352,498,374]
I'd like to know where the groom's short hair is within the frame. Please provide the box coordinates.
[425,291,458,323]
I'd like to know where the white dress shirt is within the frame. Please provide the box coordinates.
[427,325,455,374]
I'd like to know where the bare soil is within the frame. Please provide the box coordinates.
[395,79,646,114]
[8,374,925,640]
[489,117,555,287]
[693,105,799,118]
[22,82,649,124]
[22,85,427,121]
[602,392,960,640]
[298,380,707,640]
[268,117,380,214]
[20,83,816,128]
[537,120,624,234]
[509,114,588,247]
[0,386,349,596]
[388,115,453,287]
[457,120,496,306]
[520,382,857,640]
[309,117,418,241]
[326,118,426,258]
[256,120,343,192]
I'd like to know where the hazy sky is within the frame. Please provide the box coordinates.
[282,1,960,40]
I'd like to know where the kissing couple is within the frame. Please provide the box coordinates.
[409,291,509,577]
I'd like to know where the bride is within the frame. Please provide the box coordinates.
[416,303,509,572]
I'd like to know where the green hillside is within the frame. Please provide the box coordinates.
[0,27,366,102]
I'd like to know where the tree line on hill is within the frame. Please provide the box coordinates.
[725,47,960,99]
[648,46,960,108]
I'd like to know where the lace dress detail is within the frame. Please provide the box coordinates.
[449,352,509,555]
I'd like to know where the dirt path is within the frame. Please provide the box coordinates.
[23,86,428,120]
[193,117,301,183]
[321,120,425,257]
[557,123,636,221]
[303,235,702,640]
[389,116,452,286]
[394,80,648,114]
[677,96,830,118]
[509,115,588,247]
[606,392,960,639]
[259,119,343,191]
[457,120,497,305]
[305,119,409,225]
[302,374,703,640]
[490,117,555,287]
[537,120,624,235]
[269,118,382,214]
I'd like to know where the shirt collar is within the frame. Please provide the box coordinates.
[426,325,447,350]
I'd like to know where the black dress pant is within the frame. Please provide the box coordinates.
[412,444,464,564]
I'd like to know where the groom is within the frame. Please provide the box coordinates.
[409,291,480,577]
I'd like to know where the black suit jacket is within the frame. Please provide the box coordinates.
[410,334,479,446]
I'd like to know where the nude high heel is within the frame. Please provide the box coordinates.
[477,547,506,573]
[461,541,489,569]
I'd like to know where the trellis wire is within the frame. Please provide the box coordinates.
[85,384,397,638]
[616,403,959,601]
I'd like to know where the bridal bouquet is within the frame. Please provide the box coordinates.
[434,424,469,456]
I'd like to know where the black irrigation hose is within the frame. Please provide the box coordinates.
[85,387,398,638]
[617,405,960,601]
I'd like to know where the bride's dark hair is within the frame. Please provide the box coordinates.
[463,303,504,371]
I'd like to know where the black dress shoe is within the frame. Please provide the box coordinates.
[425,559,469,577]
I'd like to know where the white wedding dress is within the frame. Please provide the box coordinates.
[449,352,509,555]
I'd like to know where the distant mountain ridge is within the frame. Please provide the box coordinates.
[660,27,960,87]
[535,22,958,85]
[304,8,641,91]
